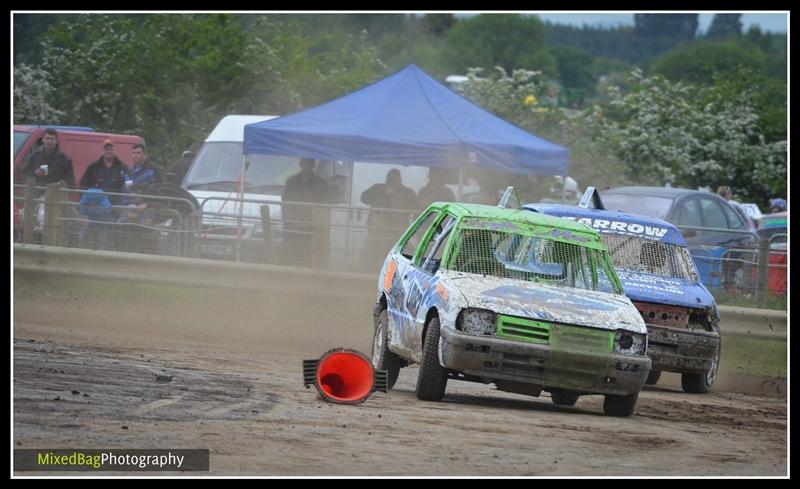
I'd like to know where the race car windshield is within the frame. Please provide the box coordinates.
[444,226,622,294]
[601,234,699,282]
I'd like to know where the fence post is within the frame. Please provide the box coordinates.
[755,235,770,308]
[22,177,37,244]
[311,206,331,270]
[260,205,275,265]
[42,183,63,246]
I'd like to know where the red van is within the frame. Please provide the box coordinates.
[13,125,145,186]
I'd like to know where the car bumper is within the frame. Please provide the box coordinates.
[646,325,720,373]
[440,327,650,396]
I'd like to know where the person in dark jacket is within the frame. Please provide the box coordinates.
[281,158,331,266]
[80,139,130,205]
[360,169,417,269]
[21,128,76,187]
[170,142,201,184]
[417,167,455,209]
[129,143,163,186]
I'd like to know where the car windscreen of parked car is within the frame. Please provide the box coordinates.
[443,218,622,294]
[14,130,32,157]
[601,194,673,219]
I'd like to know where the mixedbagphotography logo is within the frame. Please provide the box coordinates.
[14,449,209,472]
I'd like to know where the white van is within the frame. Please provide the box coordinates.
[182,115,472,263]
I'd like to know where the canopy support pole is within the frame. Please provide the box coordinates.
[457,169,464,201]
[562,175,567,204]
[236,153,250,262]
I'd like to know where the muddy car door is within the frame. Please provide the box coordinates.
[386,210,441,358]
[400,213,457,359]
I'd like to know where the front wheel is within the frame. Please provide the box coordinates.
[682,338,721,393]
[372,310,401,390]
[416,317,448,401]
[603,393,639,416]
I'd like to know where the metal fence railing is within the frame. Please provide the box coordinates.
[13,181,787,306]
[675,224,787,307]
[14,181,420,275]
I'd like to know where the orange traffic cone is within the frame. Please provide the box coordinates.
[303,348,388,404]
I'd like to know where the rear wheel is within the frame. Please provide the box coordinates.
[603,393,639,416]
[645,370,662,385]
[371,310,401,390]
[416,317,448,401]
[550,391,580,406]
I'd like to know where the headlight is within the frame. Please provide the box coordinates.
[457,308,497,336]
[614,330,647,355]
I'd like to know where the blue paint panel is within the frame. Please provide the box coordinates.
[483,284,618,312]
[526,204,718,312]
[525,204,686,246]
[618,272,716,309]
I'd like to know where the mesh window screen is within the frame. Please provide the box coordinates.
[601,234,697,281]
[444,225,619,293]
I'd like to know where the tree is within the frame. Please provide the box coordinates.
[550,44,595,97]
[422,14,455,37]
[652,41,767,85]
[601,70,786,203]
[444,14,556,77]
[20,14,386,164]
[634,14,698,40]
[13,63,65,123]
[458,67,629,199]
[706,13,743,39]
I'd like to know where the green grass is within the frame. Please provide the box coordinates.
[709,287,787,311]
[719,334,787,378]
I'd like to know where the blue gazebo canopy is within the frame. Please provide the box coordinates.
[244,64,568,176]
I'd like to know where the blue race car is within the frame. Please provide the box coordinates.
[525,188,721,393]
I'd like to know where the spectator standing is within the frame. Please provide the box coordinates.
[80,139,130,206]
[129,143,163,186]
[21,128,76,188]
[281,158,331,266]
[170,142,201,184]
[361,169,417,266]
[769,198,787,214]
[417,168,455,209]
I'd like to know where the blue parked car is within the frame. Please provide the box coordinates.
[524,188,721,393]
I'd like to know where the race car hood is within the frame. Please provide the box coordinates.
[617,271,717,310]
[439,270,646,334]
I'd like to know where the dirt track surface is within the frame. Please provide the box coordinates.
[14,323,787,476]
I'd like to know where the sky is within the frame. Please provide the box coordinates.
[530,13,788,34]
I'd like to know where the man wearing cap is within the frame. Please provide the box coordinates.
[80,139,131,205]
[21,128,76,187]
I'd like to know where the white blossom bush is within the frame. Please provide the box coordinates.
[13,63,65,123]
[459,66,786,203]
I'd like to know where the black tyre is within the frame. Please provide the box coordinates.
[371,309,402,390]
[416,317,448,401]
[682,336,721,393]
[550,391,580,406]
[645,370,662,385]
[603,393,639,416]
